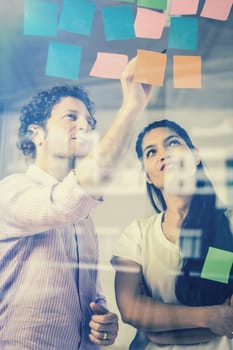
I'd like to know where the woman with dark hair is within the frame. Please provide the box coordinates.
[111,119,233,349]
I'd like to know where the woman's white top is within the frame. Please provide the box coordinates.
[115,212,233,350]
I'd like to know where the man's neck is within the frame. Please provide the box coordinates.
[34,155,74,181]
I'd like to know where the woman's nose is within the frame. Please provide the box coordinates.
[158,148,166,161]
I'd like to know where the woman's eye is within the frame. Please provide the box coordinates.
[146,149,156,158]
[168,139,180,147]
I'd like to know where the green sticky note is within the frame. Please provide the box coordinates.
[137,0,167,10]
[201,247,233,284]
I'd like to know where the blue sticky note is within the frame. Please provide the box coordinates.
[102,6,135,41]
[168,16,198,50]
[59,0,96,36]
[24,0,58,37]
[46,41,82,80]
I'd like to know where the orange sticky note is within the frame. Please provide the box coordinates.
[200,0,233,21]
[173,55,202,89]
[135,50,167,86]
[134,8,166,39]
[89,52,128,79]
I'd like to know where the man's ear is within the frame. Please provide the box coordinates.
[27,124,45,146]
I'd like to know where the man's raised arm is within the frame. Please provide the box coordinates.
[75,56,153,190]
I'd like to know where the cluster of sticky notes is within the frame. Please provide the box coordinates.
[170,0,233,20]
[132,50,202,88]
[23,0,233,84]
[201,247,233,284]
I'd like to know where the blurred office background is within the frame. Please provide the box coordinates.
[0,0,233,348]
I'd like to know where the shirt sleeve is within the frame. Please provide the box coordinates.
[0,171,103,238]
[95,270,107,307]
[114,220,143,265]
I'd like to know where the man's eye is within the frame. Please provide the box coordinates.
[65,114,76,121]
[87,116,95,127]
[146,149,156,158]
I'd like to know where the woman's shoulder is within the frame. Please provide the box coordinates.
[126,212,161,234]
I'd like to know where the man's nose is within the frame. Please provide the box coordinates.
[76,115,89,132]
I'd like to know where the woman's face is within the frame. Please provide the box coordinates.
[141,127,200,195]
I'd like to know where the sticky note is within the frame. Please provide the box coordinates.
[168,17,198,50]
[24,0,58,37]
[201,247,233,284]
[200,0,233,21]
[135,8,166,39]
[59,0,96,36]
[102,6,135,41]
[90,52,128,79]
[170,0,199,15]
[173,55,202,88]
[135,50,167,86]
[137,0,167,10]
[46,41,82,80]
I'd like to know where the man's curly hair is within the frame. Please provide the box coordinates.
[17,85,96,159]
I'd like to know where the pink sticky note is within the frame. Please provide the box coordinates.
[89,52,128,79]
[200,0,233,21]
[134,7,166,39]
[170,0,199,15]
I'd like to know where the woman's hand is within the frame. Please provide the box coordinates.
[207,304,233,339]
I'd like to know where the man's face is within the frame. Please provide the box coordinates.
[42,96,95,159]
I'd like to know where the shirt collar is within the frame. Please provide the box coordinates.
[26,164,58,186]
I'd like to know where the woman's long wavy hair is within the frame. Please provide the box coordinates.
[136,119,233,306]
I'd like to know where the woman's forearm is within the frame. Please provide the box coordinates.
[114,262,233,338]
[145,328,219,345]
[120,294,209,332]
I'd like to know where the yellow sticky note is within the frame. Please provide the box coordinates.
[135,50,167,86]
[173,55,202,89]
